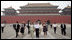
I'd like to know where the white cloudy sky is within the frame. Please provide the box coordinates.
[1,1,71,15]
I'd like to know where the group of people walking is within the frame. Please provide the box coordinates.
[1,20,66,38]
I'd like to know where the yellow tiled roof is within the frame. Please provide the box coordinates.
[23,3,56,7]
[4,6,14,9]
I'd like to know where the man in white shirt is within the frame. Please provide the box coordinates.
[1,23,5,33]
[34,22,40,38]
[53,22,58,34]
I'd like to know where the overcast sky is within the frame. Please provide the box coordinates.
[1,1,71,15]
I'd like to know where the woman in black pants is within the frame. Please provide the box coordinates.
[53,22,57,34]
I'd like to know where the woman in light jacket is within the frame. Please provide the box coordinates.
[30,22,34,39]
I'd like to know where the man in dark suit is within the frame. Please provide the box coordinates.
[27,20,30,34]
[50,24,52,28]
[14,21,20,38]
[13,23,16,30]
[60,23,66,36]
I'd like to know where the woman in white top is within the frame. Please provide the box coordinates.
[53,22,58,34]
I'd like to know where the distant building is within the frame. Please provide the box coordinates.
[61,6,71,15]
[1,3,71,24]
[2,7,17,16]
[18,3,60,15]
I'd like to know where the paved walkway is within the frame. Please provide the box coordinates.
[1,24,71,39]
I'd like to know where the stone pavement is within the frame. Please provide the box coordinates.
[1,24,71,39]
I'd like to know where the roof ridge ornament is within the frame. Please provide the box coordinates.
[8,6,13,9]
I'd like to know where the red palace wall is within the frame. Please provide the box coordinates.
[1,15,71,24]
